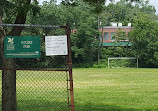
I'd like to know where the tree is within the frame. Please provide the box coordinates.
[0,0,38,111]
[104,0,156,25]
[70,3,99,66]
[82,0,107,61]
[129,15,158,67]
[116,28,126,41]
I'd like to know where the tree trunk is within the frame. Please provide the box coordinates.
[2,59,17,111]
[0,3,17,111]
[1,0,31,111]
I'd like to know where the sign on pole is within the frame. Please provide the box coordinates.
[4,36,41,58]
[45,35,68,56]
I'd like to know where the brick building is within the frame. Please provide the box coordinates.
[99,24,133,46]
[99,26,132,42]
[71,23,133,46]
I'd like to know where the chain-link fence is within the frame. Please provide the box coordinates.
[16,70,68,111]
[0,24,73,111]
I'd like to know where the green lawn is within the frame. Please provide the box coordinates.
[73,68,158,111]
[1,68,158,111]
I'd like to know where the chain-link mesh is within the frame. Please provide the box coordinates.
[16,70,68,111]
[0,26,71,111]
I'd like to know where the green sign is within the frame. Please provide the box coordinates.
[4,36,41,58]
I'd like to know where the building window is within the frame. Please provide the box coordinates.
[104,32,109,41]
[110,32,116,40]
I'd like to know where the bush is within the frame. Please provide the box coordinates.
[92,59,108,68]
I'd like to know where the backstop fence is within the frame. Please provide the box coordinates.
[0,23,74,111]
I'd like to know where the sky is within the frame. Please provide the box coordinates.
[38,0,158,14]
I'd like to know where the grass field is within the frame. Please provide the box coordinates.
[1,68,158,111]
[73,68,158,111]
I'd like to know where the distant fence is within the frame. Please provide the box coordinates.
[108,57,138,68]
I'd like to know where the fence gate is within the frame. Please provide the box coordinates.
[0,23,74,111]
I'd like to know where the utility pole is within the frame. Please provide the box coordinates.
[97,13,100,62]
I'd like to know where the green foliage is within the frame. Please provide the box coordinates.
[2,0,158,68]
[95,46,134,68]
[105,0,156,25]
[24,0,158,68]
[92,59,107,68]
[83,0,105,14]
[101,46,133,59]
[90,46,134,68]
[71,18,99,64]
[129,16,158,67]
[113,28,127,41]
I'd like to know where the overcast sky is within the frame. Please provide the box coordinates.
[38,0,158,14]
